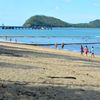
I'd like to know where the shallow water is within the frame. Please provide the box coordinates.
[0,27,100,54]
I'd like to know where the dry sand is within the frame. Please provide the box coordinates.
[0,42,100,100]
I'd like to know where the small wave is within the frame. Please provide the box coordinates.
[96,36,100,38]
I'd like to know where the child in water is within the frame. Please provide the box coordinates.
[90,46,95,57]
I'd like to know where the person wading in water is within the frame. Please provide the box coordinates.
[80,45,84,55]
[90,46,95,58]
[61,43,64,49]
[84,46,89,56]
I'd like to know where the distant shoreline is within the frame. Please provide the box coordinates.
[0,40,100,46]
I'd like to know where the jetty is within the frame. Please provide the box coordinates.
[0,26,52,30]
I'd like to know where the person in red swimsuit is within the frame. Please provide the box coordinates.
[84,46,88,56]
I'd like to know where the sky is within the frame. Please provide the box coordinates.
[0,0,100,26]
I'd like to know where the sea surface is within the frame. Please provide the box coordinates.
[0,27,100,54]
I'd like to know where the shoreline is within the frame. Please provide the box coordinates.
[0,41,100,56]
[0,41,100,99]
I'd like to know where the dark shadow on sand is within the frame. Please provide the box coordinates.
[0,45,100,68]
[0,80,100,100]
[0,61,43,70]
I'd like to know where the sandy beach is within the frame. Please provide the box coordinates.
[0,41,100,100]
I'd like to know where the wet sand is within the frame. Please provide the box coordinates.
[0,42,100,100]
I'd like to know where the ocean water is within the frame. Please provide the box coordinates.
[0,27,100,54]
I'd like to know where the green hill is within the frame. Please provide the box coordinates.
[88,20,100,27]
[73,20,100,28]
[23,15,71,27]
[23,15,100,28]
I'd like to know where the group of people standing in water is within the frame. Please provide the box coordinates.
[80,45,95,57]
[55,42,95,57]
[5,36,17,43]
